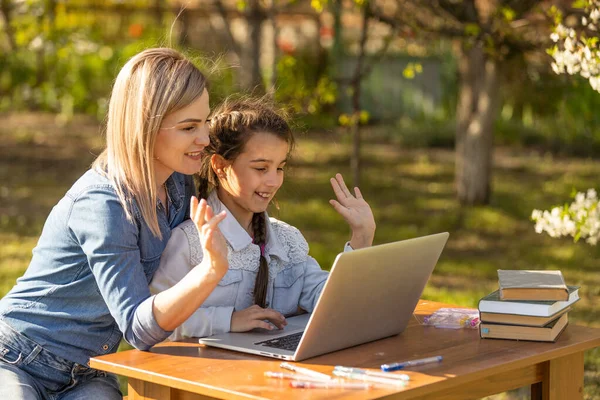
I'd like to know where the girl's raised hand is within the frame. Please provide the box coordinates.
[329,173,376,249]
[190,196,229,279]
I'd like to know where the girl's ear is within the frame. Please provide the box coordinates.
[211,154,230,178]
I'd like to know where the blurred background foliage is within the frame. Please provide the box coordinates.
[1,0,599,155]
[1,0,600,398]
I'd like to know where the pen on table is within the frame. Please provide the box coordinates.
[280,362,332,381]
[332,370,407,387]
[290,381,372,390]
[381,355,443,372]
[334,366,410,381]
[264,372,329,383]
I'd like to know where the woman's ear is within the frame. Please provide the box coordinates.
[211,154,229,179]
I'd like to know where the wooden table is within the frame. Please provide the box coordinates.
[90,300,600,400]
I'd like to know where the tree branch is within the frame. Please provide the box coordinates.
[0,0,16,51]
[213,0,242,57]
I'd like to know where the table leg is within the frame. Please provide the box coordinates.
[531,351,584,400]
[128,379,171,400]
[127,379,220,400]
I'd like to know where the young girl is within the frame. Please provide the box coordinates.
[0,48,229,399]
[150,98,376,339]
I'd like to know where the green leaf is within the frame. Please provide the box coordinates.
[572,0,588,9]
[570,188,578,198]
[359,110,370,124]
[338,113,351,126]
[464,23,480,37]
[310,0,327,12]
[236,0,247,11]
[501,7,516,22]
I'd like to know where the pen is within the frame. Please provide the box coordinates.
[332,370,407,387]
[264,371,328,382]
[381,355,443,372]
[290,381,372,389]
[334,366,410,381]
[280,362,332,381]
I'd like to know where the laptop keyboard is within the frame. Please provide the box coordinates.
[255,332,303,351]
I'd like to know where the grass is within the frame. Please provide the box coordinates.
[0,114,599,399]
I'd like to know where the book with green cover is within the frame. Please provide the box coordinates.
[478,285,579,317]
[498,270,569,301]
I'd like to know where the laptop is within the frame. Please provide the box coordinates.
[198,232,449,361]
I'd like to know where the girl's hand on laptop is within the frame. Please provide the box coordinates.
[231,305,288,332]
[190,197,228,280]
[329,173,376,249]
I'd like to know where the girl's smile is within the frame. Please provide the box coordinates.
[214,131,289,232]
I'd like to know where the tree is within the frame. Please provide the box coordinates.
[370,0,551,205]
[213,0,315,93]
[311,0,399,187]
[214,0,264,91]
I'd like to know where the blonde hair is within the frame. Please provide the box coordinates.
[93,48,208,238]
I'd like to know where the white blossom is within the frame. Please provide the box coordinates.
[549,1,600,93]
[531,190,600,246]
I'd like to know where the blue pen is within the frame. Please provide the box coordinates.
[381,356,443,372]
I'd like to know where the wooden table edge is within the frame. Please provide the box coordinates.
[90,329,600,400]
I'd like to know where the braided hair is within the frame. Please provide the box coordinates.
[198,97,294,307]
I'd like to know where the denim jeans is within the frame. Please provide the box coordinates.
[0,320,122,400]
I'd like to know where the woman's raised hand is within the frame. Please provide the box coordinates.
[190,197,229,279]
[329,173,376,249]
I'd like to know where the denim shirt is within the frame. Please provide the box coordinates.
[0,169,192,366]
[150,192,352,341]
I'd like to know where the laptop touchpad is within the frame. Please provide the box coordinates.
[251,323,305,336]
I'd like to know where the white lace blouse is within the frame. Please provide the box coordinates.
[149,192,352,341]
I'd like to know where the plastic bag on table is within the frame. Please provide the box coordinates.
[422,307,480,329]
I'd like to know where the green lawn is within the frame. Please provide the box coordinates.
[1,114,599,399]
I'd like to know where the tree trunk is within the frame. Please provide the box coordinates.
[347,3,370,187]
[331,0,343,70]
[351,122,361,187]
[268,0,278,96]
[240,0,264,92]
[0,0,15,51]
[455,43,500,205]
[154,0,162,26]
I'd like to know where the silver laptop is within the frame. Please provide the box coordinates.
[199,232,449,361]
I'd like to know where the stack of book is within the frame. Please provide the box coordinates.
[478,270,580,342]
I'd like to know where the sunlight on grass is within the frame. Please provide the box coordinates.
[446,232,494,252]
[415,197,456,211]
[401,154,447,177]
[546,244,577,261]
[0,234,36,295]
[462,207,520,235]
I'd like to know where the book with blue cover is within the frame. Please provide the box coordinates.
[480,313,568,342]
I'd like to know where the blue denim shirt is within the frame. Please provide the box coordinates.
[0,169,192,366]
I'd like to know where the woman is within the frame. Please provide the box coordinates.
[0,48,228,399]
